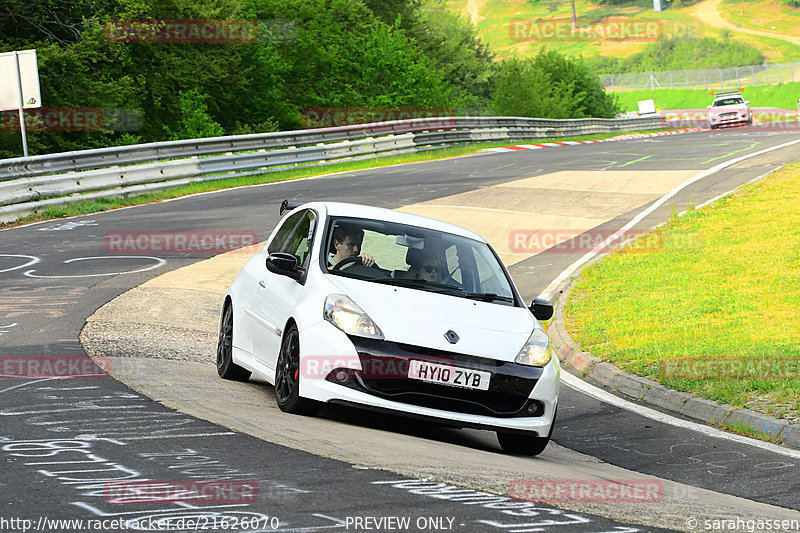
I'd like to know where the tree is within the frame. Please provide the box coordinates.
[491,50,618,119]
[165,89,224,140]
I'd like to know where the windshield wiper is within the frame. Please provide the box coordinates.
[463,292,514,303]
[372,278,463,292]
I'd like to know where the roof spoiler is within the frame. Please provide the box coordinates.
[280,200,302,215]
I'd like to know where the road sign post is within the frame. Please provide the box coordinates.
[1,49,42,158]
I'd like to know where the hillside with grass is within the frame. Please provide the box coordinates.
[445,0,800,65]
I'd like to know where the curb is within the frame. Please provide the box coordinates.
[488,127,707,152]
[548,267,800,451]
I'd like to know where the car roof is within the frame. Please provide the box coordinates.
[298,201,487,242]
[713,92,744,100]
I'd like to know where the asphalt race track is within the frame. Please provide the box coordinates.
[2,125,800,533]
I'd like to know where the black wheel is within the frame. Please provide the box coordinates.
[217,302,251,381]
[497,407,556,456]
[275,325,321,415]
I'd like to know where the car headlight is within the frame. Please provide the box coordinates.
[515,329,551,366]
[324,294,384,340]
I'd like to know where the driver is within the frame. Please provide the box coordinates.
[329,224,375,268]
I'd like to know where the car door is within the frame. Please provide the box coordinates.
[250,209,317,373]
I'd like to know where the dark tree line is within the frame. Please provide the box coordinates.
[0,0,618,158]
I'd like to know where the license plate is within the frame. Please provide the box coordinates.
[407,360,491,390]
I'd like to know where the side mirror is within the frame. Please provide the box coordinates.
[266,252,300,279]
[529,297,554,321]
[706,105,712,109]
[744,100,751,105]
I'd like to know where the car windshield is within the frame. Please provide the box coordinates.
[714,97,744,106]
[323,216,517,306]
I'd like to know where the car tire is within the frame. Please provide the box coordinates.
[275,325,321,416]
[497,407,556,456]
[710,124,718,130]
[217,302,251,382]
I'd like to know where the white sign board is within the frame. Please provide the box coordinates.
[0,49,42,111]
[637,99,656,115]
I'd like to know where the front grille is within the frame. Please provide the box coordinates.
[339,337,543,417]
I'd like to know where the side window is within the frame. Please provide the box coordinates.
[444,244,462,284]
[268,211,304,255]
[470,245,513,297]
[282,211,316,268]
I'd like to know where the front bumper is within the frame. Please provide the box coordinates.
[710,113,749,127]
[297,320,560,434]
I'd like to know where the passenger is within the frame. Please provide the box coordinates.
[405,251,440,282]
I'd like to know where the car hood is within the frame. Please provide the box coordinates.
[328,276,536,361]
[710,104,749,114]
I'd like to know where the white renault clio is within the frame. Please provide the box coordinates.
[217,201,559,455]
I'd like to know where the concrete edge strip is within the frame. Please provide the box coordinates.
[487,127,707,152]
[543,140,800,452]
[551,278,800,455]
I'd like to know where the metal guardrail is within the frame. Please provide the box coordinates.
[0,115,664,223]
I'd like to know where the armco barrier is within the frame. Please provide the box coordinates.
[0,115,664,223]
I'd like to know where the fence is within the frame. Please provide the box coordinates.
[603,61,800,92]
[0,115,664,224]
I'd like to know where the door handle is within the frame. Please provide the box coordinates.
[259,280,267,288]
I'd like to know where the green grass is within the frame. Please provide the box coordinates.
[720,0,800,39]
[718,420,784,443]
[565,163,800,420]
[445,0,800,63]
[447,0,698,60]
[612,81,800,110]
[2,129,666,229]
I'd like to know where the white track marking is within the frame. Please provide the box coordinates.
[0,254,40,273]
[23,256,166,278]
[539,137,800,301]
[561,372,800,459]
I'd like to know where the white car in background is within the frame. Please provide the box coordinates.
[708,90,752,129]
[216,200,560,455]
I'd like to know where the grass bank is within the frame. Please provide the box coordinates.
[720,0,800,40]
[2,130,664,229]
[445,0,800,62]
[565,163,800,422]
[613,82,800,111]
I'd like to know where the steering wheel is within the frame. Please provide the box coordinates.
[331,256,363,271]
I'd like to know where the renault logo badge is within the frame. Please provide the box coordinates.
[444,330,459,344]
